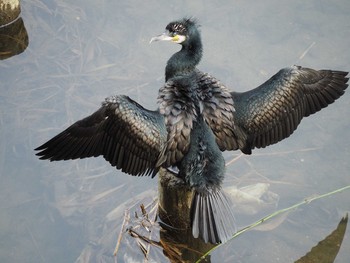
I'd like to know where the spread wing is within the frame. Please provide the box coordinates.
[35,95,167,177]
[232,66,348,153]
[199,66,348,154]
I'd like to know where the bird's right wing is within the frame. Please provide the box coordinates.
[35,95,167,177]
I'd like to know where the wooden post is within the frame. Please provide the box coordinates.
[158,168,215,262]
[0,0,28,60]
[0,0,21,26]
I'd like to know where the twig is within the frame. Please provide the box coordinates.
[299,42,316,60]
[226,153,243,167]
[114,209,130,257]
[196,184,350,262]
[252,146,320,156]
[24,220,46,263]
[128,228,162,248]
[144,200,159,261]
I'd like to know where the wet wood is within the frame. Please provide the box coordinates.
[0,17,28,59]
[158,168,193,227]
[0,0,21,26]
[158,168,215,262]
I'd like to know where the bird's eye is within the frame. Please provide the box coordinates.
[171,31,177,37]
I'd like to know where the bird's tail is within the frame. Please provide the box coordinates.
[191,188,236,244]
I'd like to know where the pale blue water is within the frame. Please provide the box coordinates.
[1,0,349,262]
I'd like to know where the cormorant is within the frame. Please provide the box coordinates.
[179,113,236,243]
[35,17,348,244]
[150,18,349,154]
[163,74,236,243]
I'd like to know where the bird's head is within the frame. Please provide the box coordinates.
[150,18,200,47]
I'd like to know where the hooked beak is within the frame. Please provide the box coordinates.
[149,33,173,44]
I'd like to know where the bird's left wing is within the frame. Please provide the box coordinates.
[35,95,167,177]
[197,71,245,151]
[232,66,348,153]
[198,66,348,155]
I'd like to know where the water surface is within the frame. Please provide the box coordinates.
[1,0,349,262]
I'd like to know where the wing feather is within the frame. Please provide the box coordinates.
[158,78,198,166]
[198,66,348,154]
[35,95,167,176]
[232,66,348,152]
[197,71,240,151]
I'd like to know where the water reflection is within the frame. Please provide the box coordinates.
[1,0,350,262]
[296,214,348,263]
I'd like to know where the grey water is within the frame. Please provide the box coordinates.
[1,0,349,262]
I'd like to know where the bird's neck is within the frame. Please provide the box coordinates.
[165,40,203,81]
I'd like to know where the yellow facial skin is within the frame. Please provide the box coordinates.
[172,34,186,44]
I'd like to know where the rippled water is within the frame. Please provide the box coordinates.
[1,0,349,262]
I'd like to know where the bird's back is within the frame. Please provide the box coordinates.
[178,116,225,193]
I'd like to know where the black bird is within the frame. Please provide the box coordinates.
[179,113,236,243]
[35,17,348,243]
[150,18,349,154]
[36,70,237,243]
[163,75,236,243]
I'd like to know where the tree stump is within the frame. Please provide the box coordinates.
[0,1,28,60]
[158,168,215,262]
[0,0,21,26]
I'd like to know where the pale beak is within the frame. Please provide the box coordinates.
[149,33,173,44]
